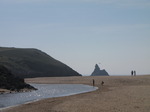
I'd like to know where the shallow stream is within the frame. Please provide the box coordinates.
[0,84,98,109]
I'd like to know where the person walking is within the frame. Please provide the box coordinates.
[131,70,134,76]
[134,71,136,76]
[92,79,95,87]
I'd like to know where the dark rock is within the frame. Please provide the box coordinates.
[91,64,109,76]
[0,65,36,91]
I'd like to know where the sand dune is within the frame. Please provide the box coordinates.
[2,75,150,112]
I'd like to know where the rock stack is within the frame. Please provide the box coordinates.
[91,64,109,76]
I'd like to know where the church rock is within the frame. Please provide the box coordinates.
[91,64,109,76]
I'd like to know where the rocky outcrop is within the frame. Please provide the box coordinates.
[91,64,109,76]
[0,65,36,91]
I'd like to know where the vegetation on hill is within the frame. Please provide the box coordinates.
[0,47,81,78]
[0,65,36,91]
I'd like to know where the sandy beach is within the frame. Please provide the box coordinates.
[1,75,150,112]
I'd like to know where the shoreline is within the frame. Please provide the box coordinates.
[0,84,98,111]
[1,75,150,112]
[0,89,11,94]
[0,88,36,94]
[1,87,100,112]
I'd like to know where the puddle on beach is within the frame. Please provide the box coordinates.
[0,84,98,109]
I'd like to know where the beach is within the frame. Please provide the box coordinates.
[2,75,150,112]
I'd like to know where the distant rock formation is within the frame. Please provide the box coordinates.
[91,64,109,76]
[0,47,81,78]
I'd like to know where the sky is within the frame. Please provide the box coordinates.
[0,0,150,76]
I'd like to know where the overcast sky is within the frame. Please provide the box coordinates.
[0,0,150,75]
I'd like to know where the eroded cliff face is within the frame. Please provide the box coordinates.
[91,64,109,76]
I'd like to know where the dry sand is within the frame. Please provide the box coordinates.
[1,75,150,112]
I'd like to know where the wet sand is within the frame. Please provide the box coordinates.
[2,75,150,112]
[0,89,11,94]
